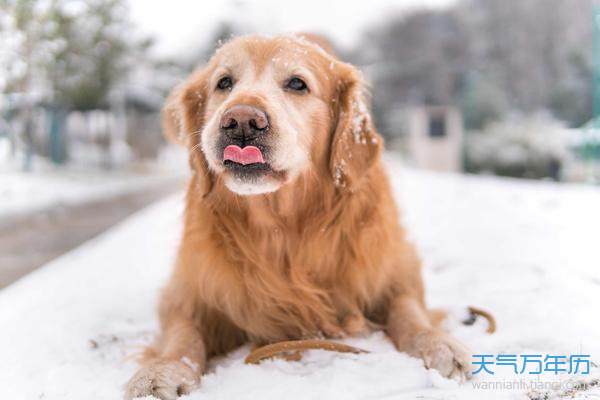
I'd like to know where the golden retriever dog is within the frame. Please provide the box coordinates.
[125,34,472,400]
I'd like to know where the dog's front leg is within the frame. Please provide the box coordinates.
[125,294,206,400]
[387,295,471,381]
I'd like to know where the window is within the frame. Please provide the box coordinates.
[428,114,446,138]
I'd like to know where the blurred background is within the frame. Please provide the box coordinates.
[1,0,598,287]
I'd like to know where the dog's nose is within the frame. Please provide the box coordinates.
[220,105,269,140]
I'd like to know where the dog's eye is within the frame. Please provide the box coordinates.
[285,77,308,92]
[216,76,233,91]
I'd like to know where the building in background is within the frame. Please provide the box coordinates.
[407,106,463,172]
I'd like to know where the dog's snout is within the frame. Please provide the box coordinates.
[220,105,269,140]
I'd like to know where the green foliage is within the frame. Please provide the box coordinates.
[465,115,568,179]
[547,52,593,128]
[3,0,148,110]
[47,0,140,110]
[461,74,508,130]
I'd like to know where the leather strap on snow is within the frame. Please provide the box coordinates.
[246,307,496,365]
[244,339,369,365]
[467,306,497,334]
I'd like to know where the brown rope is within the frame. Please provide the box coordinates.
[245,307,495,365]
[468,306,497,334]
[245,339,369,365]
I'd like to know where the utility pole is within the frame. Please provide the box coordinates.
[594,5,600,127]
[588,5,600,182]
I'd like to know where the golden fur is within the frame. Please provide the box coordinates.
[125,34,471,400]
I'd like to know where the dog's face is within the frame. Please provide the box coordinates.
[199,36,333,195]
[165,35,381,196]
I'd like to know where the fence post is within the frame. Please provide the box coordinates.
[48,106,68,164]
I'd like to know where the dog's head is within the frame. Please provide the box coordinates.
[165,34,382,196]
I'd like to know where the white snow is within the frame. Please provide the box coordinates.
[1,155,600,400]
[128,0,456,57]
[0,169,176,222]
[0,146,188,222]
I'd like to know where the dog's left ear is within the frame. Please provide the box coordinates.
[329,63,383,191]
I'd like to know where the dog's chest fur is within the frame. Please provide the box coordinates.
[202,225,388,342]
[183,172,401,343]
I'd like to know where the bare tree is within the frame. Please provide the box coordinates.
[356,0,593,134]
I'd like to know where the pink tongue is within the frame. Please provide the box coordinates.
[223,145,265,165]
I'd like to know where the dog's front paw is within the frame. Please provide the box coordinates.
[124,360,199,400]
[413,331,472,382]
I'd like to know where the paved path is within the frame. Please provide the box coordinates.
[0,179,184,288]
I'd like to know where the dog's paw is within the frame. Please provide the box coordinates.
[413,331,472,382]
[124,360,199,400]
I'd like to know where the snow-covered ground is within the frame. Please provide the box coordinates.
[1,157,599,400]
[0,146,187,223]
[0,169,173,221]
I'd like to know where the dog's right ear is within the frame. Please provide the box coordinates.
[161,86,187,146]
[162,68,214,196]
[162,68,207,147]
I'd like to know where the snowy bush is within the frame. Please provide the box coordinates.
[465,114,569,180]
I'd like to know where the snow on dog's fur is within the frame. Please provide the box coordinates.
[125,34,471,400]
